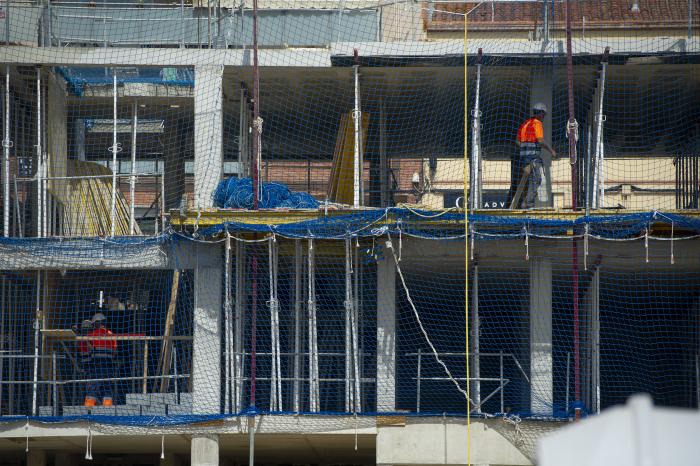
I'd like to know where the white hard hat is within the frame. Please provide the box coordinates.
[91,312,106,323]
[533,102,548,113]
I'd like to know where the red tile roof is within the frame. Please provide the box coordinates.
[424,0,700,31]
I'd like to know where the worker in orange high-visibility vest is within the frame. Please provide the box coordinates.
[83,312,117,408]
[510,103,558,209]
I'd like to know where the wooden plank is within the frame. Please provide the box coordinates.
[158,270,181,393]
[509,163,532,209]
[41,328,77,339]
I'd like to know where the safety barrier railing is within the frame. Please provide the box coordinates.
[407,350,530,414]
[229,350,375,414]
[0,340,189,417]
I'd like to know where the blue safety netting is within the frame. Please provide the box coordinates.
[55,67,194,96]
[0,211,698,426]
[213,178,320,210]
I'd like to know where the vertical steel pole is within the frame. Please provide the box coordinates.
[471,265,480,411]
[52,351,57,416]
[239,84,248,177]
[499,350,504,413]
[307,238,319,412]
[344,238,352,411]
[565,351,570,414]
[0,278,5,413]
[470,49,483,213]
[416,349,422,413]
[224,233,232,413]
[160,173,165,234]
[352,52,362,208]
[293,239,302,413]
[234,240,244,413]
[32,271,41,416]
[129,100,137,235]
[110,70,118,237]
[593,49,608,209]
[3,67,10,237]
[36,67,42,238]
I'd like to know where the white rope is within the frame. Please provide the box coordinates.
[160,434,165,459]
[387,234,470,402]
[671,222,675,265]
[24,418,29,453]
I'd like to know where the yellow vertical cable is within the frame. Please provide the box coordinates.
[463,8,471,466]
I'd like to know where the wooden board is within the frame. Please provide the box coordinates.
[41,328,77,339]
[509,163,532,209]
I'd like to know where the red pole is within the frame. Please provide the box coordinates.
[251,0,260,210]
[564,0,581,413]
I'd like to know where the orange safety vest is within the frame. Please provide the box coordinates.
[517,117,544,143]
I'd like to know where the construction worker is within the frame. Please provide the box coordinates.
[84,312,117,407]
[510,103,558,209]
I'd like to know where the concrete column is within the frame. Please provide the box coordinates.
[530,68,553,207]
[193,65,224,209]
[530,258,552,416]
[376,240,396,412]
[26,450,47,466]
[164,115,185,210]
[191,434,219,466]
[192,242,223,414]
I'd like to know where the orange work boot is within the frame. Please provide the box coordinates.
[102,397,113,407]
[84,396,97,408]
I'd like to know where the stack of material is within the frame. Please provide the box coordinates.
[60,160,141,236]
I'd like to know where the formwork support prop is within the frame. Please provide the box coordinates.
[470,265,480,411]
[308,238,319,412]
[268,235,282,411]
[129,100,138,234]
[469,49,483,213]
[234,240,245,413]
[110,69,119,237]
[293,239,302,413]
[344,238,361,413]
[591,48,609,210]
[224,232,232,413]
[3,66,11,237]
[352,50,363,208]
[36,67,42,238]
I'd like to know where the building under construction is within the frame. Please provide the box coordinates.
[0,0,699,465]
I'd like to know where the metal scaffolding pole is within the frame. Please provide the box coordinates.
[592,49,609,209]
[352,52,362,208]
[469,49,483,213]
[268,236,281,411]
[293,239,302,412]
[344,238,352,411]
[3,67,11,237]
[234,240,245,413]
[35,67,42,238]
[307,238,319,412]
[471,265,480,411]
[129,100,138,234]
[110,70,118,237]
[224,233,232,413]
[31,271,41,416]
